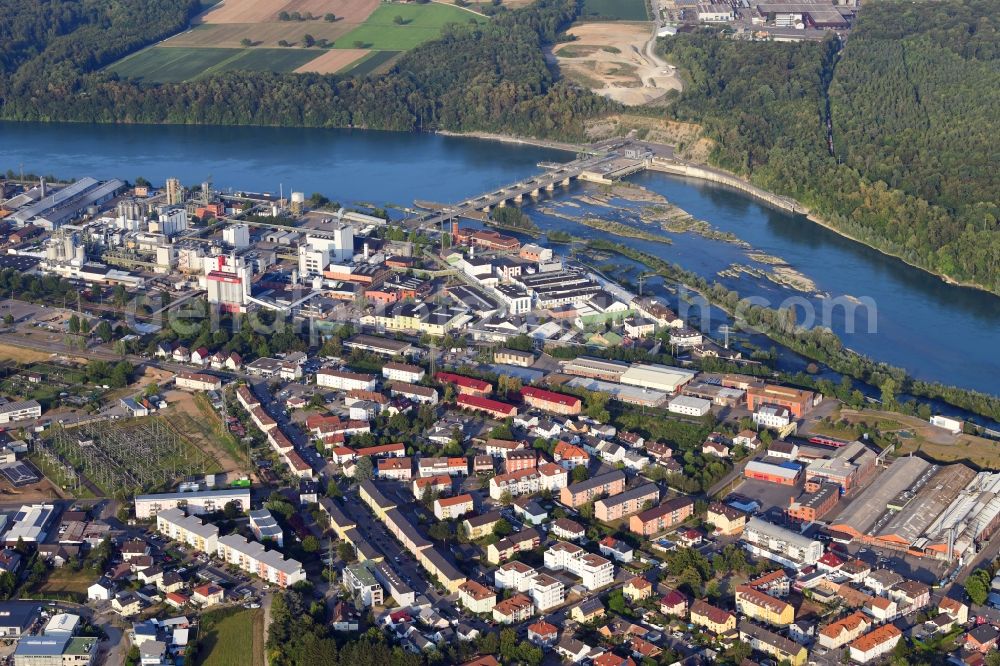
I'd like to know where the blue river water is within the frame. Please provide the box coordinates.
[1,121,997,397]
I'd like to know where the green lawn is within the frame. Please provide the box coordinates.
[581,0,649,20]
[110,47,318,83]
[336,4,485,51]
[339,50,401,76]
[196,608,263,666]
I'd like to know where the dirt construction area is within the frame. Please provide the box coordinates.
[553,22,683,105]
[162,390,246,476]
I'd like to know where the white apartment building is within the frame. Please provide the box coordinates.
[754,405,793,429]
[543,541,615,590]
[343,562,384,607]
[742,517,823,569]
[0,399,42,424]
[216,534,306,588]
[495,561,538,592]
[175,372,222,392]
[458,580,497,615]
[489,468,541,500]
[433,494,474,521]
[134,488,250,519]
[155,508,220,553]
[489,463,567,499]
[530,573,565,611]
[315,369,377,392]
[382,362,425,384]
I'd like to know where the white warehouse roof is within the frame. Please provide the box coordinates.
[620,364,698,392]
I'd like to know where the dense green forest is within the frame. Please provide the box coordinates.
[0,0,610,139]
[660,0,1000,294]
[0,0,199,81]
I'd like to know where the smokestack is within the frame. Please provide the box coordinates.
[40,178,47,199]
[364,242,370,260]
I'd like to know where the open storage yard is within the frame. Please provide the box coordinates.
[554,21,682,105]
[113,0,479,80]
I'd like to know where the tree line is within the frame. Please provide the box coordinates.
[658,0,1000,295]
[0,0,612,140]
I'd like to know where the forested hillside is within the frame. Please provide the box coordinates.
[0,0,200,83]
[660,0,1000,294]
[0,0,610,139]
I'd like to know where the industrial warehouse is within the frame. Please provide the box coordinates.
[827,457,1000,561]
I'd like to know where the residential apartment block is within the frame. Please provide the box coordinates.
[629,497,694,536]
[216,534,306,588]
[595,483,659,522]
[543,541,614,590]
[434,494,474,521]
[155,509,219,553]
[560,470,626,508]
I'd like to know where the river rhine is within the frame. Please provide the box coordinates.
[1,122,997,397]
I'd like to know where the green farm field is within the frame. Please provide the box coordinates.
[581,0,649,20]
[335,3,485,51]
[339,49,401,76]
[110,46,319,82]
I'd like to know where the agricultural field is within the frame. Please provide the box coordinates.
[196,608,265,666]
[336,49,401,76]
[335,3,485,51]
[581,0,649,20]
[109,47,318,82]
[292,48,368,73]
[108,1,480,80]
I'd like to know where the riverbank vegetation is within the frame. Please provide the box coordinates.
[0,0,611,140]
[488,207,541,236]
[658,0,1000,294]
[589,239,1000,422]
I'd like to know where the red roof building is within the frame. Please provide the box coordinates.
[436,372,492,396]
[456,394,517,419]
[521,386,582,416]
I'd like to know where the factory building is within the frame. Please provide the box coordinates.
[9,177,126,230]
[803,440,878,493]
[746,385,817,419]
[204,253,251,313]
[620,364,697,394]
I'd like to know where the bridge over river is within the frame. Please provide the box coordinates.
[410,141,649,232]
